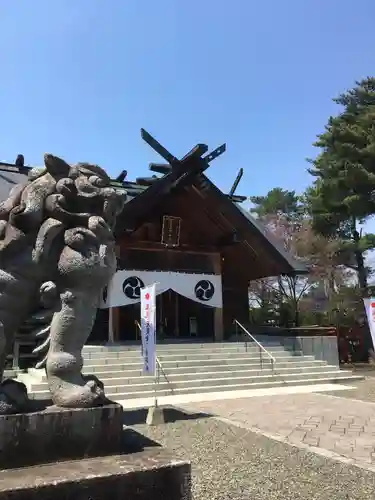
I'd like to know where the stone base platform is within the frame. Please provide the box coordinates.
[0,402,123,469]
[0,448,191,500]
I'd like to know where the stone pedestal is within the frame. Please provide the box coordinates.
[0,402,191,499]
[0,403,123,469]
[0,448,191,500]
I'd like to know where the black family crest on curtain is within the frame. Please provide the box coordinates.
[100,270,222,308]
[122,276,145,300]
[194,280,215,302]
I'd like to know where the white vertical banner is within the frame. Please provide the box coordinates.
[140,284,156,376]
[363,298,375,348]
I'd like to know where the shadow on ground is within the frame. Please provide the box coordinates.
[122,407,211,454]
[123,406,211,426]
[122,428,161,454]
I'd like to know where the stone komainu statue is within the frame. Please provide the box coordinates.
[0,154,125,413]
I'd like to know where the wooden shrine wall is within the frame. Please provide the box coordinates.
[221,249,250,336]
[118,247,216,274]
[116,187,252,338]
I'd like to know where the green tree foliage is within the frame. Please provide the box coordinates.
[249,188,341,326]
[307,77,375,292]
[250,188,303,220]
[249,188,307,326]
[248,78,375,333]
[248,187,354,327]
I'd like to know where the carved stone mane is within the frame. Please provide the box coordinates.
[0,154,125,413]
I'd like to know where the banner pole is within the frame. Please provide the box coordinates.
[140,281,164,426]
[154,359,159,408]
[140,282,159,407]
[153,287,158,408]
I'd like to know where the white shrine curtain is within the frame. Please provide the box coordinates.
[100,269,222,309]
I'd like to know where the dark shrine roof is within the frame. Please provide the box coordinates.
[0,168,27,201]
[0,152,307,278]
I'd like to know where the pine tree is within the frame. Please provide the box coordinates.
[250,188,303,221]
[307,77,375,293]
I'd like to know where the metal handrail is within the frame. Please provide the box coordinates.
[233,319,275,372]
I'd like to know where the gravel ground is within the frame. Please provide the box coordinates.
[129,409,375,500]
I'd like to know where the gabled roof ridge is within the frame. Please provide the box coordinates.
[198,174,308,275]
[0,158,307,277]
[0,160,151,192]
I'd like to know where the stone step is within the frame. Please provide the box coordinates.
[33,361,336,384]
[27,373,363,401]
[77,358,321,376]
[25,369,351,393]
[96,365,342,386]
[109,373,363,399]
[3,369,17,379]
[81,353,311,368]
[81,346,292,360]
[94,370,358,394]
[26,356,318,378]
[21,340,357,403]
[82,359,328,376]
[82,341,283,353]
[155,349,301,360]
[32,359,329,381]
[82,350,303,365]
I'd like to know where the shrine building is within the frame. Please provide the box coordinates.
[0,133,307,344]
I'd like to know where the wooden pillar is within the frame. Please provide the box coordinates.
[108,308,114,344]
[108,244,121,344]
[175,292,180,337]
[112,307,120,342]
[214,308,224,342]
[221,249,250,337]
[212,253,224,342]
[108,307,121,343]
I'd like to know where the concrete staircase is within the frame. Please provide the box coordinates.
[17,341,362,402]
[3,369,19,379]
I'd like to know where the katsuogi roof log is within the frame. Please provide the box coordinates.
[116,129,226,231]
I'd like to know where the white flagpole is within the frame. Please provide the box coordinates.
[151,283,158,408]
[140,282,159,376]
[140,282,165,423]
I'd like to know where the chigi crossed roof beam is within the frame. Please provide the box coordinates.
[142,128,226,176]
[116,129,227,232]
[130,128,226,195]
[146,131,246,203]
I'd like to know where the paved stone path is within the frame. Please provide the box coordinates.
[181,392,375,471]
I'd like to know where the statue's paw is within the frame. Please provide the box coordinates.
[50,375,110,408]
[83,374,105,392]
[0,379,30,414]
[83,374,112,405]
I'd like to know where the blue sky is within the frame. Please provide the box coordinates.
[1,0,374,205]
